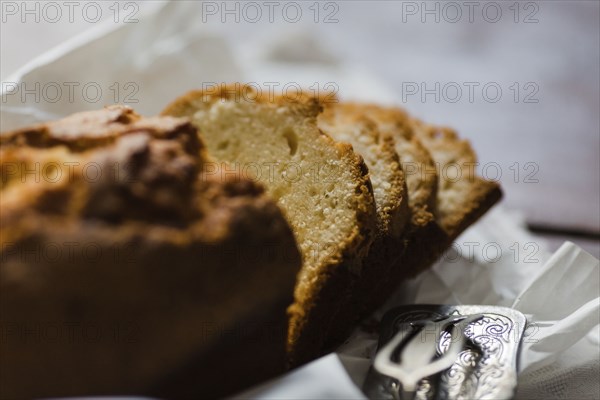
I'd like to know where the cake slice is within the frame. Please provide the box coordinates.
[0,106,302,399]
[162,87,378,366]
[318,103,409,237]
[409,118,502,238]
[316,103,409,346]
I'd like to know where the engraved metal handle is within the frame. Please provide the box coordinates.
[373,314,484,399]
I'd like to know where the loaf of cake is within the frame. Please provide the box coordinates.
[2,86,502,398]
[0,106,302,399]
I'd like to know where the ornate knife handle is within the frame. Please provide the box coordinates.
[373,314,484,399]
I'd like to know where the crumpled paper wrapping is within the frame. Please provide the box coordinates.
[2,2,598,399]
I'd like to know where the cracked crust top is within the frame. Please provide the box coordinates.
[0,106,302,399]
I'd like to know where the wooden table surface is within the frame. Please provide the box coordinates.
[1,0,598,257]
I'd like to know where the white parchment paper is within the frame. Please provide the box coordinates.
[2,2,598,399]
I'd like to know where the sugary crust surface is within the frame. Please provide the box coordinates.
[0,106,302,399]
[163,86,378,366]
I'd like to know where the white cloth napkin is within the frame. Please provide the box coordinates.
[2,2,598,399]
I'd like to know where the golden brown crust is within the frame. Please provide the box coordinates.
[162,85,378,366]
[409,118,502,238]
[162,84,325,122]
[0,106,302,399]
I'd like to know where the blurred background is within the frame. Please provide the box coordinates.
[1,0,598,256]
